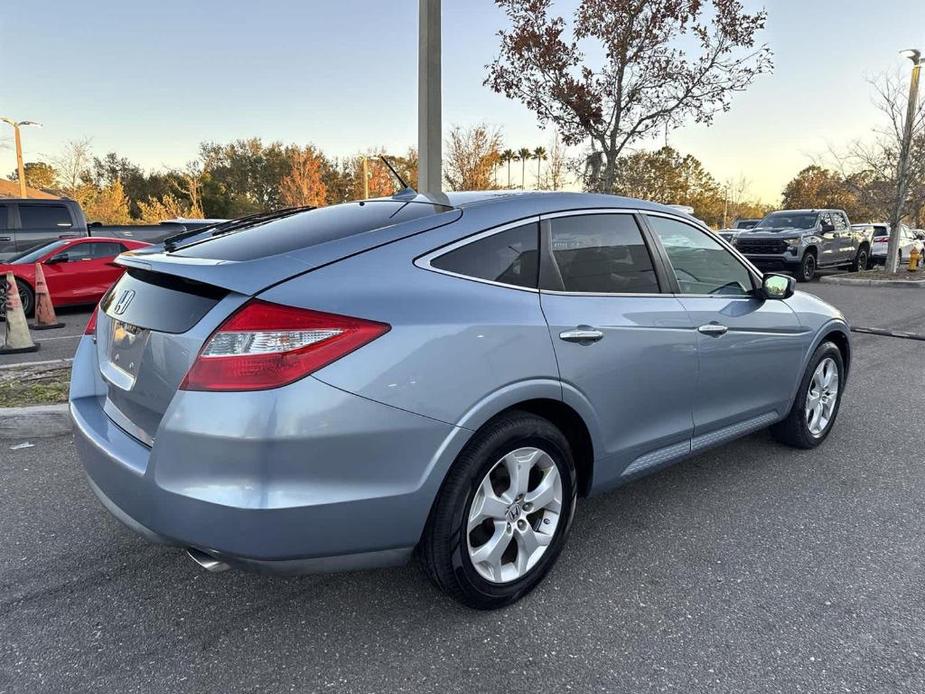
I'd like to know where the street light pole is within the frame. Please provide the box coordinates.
[418,0,441,194]
[1,117,42,198]
[887,50,923,273]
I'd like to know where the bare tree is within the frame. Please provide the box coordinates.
[544,133,569,190]
[52,139,94,202]
[486,0,772,193]
[825,71,925,269]
[170,161,206,218]
[444,124,503,191]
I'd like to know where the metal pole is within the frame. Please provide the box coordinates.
[888,59,922,272]
[418,0,441,193]
[14,125,25,198]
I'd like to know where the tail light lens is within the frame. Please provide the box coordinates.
[84,307,99,335]
[180,300,390,392]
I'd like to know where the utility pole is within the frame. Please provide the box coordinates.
[887,49,923,273]
[1,117,42,198]
[418,0,441,193]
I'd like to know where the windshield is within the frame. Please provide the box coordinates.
[756,212,818,230]
[6,240,68,264]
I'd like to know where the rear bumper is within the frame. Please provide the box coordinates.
[69,336,464,572]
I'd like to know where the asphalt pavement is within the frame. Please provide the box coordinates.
[1,284,925,693]
[0,306,92,366]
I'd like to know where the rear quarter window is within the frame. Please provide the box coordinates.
[174,201,450,261]
[429,223,539,289]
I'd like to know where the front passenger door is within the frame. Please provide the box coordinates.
[538,212,699,489]
[645,214,807,445]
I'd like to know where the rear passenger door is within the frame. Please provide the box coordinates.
[644,214,806,443]
[15,203,80,253]
[538,211,698,489]
[0,204,13,259]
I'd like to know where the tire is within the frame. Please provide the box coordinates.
[0,280,34,318]
[797,252,816,282]
[17,280,35,317]
[419,411,577,609]
[771,341,844,449]
[851,246,869,272]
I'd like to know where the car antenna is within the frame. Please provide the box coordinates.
[379,156,415,195]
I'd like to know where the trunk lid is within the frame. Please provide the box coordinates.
[98,204,462,445]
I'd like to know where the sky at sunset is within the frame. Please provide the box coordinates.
[2,0,924,202]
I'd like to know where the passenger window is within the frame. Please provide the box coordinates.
[19,205,72,229]
[545,214,659,293]
[87,242,123,258]
[431,223,538,289]
[647,216,754,296]
[0,205,8,230]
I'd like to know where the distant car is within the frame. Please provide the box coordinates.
[734,209,871,282]
[0,236,150,315]
[868,223,924,266]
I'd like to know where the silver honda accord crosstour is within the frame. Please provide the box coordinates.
[70,191,850,609]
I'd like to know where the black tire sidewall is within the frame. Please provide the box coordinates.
[16,281,34,316]
[434,414,577,607]
[800,253,816,282]
[856,248,868,271]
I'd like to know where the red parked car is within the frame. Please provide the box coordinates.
[0,237,150,315]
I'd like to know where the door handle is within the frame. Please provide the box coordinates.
[698,323,728,337]
[559,327,604,344]
[0,236,10,241]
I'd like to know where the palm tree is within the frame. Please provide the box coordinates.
[517,147,532,189]
[532,146,548,189]
[500,149,515,188]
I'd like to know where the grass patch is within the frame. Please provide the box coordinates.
[0,365,71,407]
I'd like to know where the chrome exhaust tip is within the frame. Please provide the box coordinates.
[186,547,230,573]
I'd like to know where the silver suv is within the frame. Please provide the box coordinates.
[734,209,871,281]
[70,192,851,608]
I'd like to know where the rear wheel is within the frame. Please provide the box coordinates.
[851,246,869,272]
[797,252,816,282]
[771,341,844,449]
[419,411,577,609]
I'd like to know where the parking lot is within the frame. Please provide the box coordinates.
[1,283,924,693]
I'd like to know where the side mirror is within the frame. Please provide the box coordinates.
[820,222,835,233]
[46,253,68,265]
[761,273,795,300]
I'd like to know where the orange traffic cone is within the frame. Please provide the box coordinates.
[31,263,64,330]
[1,271,39,354]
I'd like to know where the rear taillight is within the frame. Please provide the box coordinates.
[180,300,390,392]
[84,308,98,335]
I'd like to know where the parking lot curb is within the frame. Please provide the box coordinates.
[0,404,71,439]
[819,276,925,288]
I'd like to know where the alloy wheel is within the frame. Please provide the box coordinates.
[805,356,839,437]
[466,447,562,583]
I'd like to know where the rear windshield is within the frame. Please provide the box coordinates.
[173,201,451,261]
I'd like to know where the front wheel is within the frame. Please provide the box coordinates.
[771,341,844,449]
[797,253,816,282]
[419,411,577,609]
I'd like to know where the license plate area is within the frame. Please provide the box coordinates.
[104,319,150,389]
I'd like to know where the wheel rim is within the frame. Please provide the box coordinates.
[805,357,839,436]
[859,250,867,268]
[804,256,815,280]
[466,446,562,584]
[19,288,29,310]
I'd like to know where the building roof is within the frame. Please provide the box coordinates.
[0,178,61,200]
